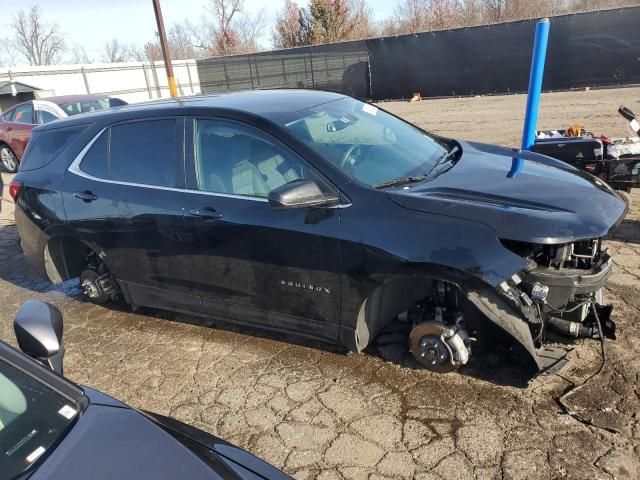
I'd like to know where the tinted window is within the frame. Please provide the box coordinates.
[12,104,34,124]
[37,110,59,125]
[110,119,180,188]
[79,129,109,179]
[21,125,87,172]
[194,120,312,198]
[0,359,78,479]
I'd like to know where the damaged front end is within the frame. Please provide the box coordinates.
[483,236,617,372]
[400,238,618,375]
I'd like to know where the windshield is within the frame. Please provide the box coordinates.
[282,97,450,187]
[0,359,78,479]
[58,98,123,116]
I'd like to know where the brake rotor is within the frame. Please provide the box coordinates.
[409,321,459,373]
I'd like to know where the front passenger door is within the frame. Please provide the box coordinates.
[185,118,342,343]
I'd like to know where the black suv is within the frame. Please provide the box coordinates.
[11,90,627,374]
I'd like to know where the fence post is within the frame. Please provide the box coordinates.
[309,48,315,88]
[281,57,287,84]
[142,63,153,99]
[248,55,255,89]
[81,67,91,94]
[186,61,195,94]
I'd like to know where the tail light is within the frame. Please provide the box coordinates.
[9,180,22,202]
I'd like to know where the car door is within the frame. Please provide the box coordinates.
[63,117,200,312]
[184,117,343,343]
[5,103,36,159]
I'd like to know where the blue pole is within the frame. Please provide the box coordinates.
[509,18,550,178]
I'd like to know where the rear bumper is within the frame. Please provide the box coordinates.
[14,204,50,280]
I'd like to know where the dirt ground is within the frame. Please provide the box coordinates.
[1,87,639,479]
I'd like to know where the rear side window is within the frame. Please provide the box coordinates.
[77,119,181,188]
[110,120,179,188]
[20,125,88,172]
[79,130,108,179]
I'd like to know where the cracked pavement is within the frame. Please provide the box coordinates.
[1,87,639,479]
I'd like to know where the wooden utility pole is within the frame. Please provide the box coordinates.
[152,0,178,98]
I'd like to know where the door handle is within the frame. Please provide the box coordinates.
[189,207,223,219]
[73,191,97,202]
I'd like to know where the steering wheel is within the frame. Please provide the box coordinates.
[340,144,363,170]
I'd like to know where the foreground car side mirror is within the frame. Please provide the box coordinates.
[268,180,339,209]
[14,300,65,375]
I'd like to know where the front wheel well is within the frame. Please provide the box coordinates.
[44,236,94,283]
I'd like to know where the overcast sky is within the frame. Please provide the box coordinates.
[1,0,397,65]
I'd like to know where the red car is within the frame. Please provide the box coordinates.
[0,94,127,173]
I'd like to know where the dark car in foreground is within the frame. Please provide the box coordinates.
[0,94,127,172]
[0,300,291,480]
[11,90,627,374]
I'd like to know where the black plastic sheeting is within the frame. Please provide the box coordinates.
[196,6,640,101]
[197,41,369,98]
[365,7,640,99]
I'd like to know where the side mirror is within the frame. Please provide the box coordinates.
[14,301,65,375]
[268,180,339,209]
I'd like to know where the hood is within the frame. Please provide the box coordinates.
[29,405,251,480]
[387,140,628,244]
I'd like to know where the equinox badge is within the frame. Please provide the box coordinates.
[280,280,331,294]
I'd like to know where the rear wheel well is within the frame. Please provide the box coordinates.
[44,236,93,283]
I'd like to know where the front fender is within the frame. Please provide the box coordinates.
[466,288,541,372]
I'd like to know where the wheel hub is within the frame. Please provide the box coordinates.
[81,279,102,298]
[418,336,449,366]
[409,321,470,373]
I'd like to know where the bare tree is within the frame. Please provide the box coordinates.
[69,43,93,64]
[235,8,268,53]
[4,6,65,66]
[208,0,243,55]
[101,38,139,63]
[273,0,310,48]
[273,0,376,48]
[349,0,378,40]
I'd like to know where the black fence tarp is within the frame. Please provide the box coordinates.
[365,7,640,99]
[196,6,640,101]
[197,41,369,98]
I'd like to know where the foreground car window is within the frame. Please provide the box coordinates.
[110,119,181,188]
[0,360,78,479]
[194,119,311,198]
[282,97,449,186]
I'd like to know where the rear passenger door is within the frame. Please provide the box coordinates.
[184,118,342,343]
[63,117,200,311]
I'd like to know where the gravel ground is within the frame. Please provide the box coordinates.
[1,87,639,479]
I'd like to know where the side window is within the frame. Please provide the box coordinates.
[194,119,314,198]
[36,110,59,125]
[2,108,16,122]
[13,104,34,124]
[79,130,109,179]
[110,119,180,188]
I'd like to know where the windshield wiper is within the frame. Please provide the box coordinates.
[373,175,427,189]
[424,145,461,178]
